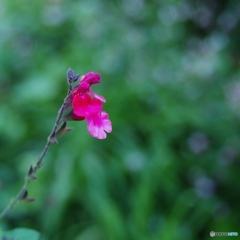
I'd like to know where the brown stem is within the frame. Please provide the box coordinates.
[0,89,72,220]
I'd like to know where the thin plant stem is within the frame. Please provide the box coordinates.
[0,88,72,220]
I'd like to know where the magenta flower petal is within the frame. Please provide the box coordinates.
[86,112,112,139]
[77,81,90,94]
[87,98,103,115]
[73,94,102,117]
[69,71,111,139]
[72,113,85,121]
[89,89,106,102]
[100,112,112,133]
[72,94,89,117]
[82,72,101,85]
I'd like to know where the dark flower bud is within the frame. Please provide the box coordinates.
[67,68,74,82]
[28,166,37,180]
[67,68,80,83]
[73,73,80,82]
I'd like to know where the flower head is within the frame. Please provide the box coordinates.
[69,72,112,139]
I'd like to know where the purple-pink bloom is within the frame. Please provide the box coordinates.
[86,112,112,139]
[70,72,112,139]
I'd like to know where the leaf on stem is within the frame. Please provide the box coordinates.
[20,189,28,200]
[27,166,37,180]
[47,133,58,144]
[20,189,36,202]
[23,197,36,203]
[56,122,73,137]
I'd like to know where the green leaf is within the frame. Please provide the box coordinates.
[56,122,74,138]
[2,228,40,240]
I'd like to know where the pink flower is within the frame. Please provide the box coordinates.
[70,72,112,139]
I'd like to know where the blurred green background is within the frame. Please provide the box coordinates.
[0,0,240,239]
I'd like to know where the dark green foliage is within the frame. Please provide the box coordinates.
[0,228,40,240]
